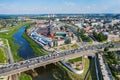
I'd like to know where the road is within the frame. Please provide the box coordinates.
[0,30,8,33]
[84,57,92,80]
[6,40,14,64]
[0,43,119,77]
[0,40,18,80]
[94,55,99,80]
[5,40,18,80]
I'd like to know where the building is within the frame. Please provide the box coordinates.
[108,34,120,41]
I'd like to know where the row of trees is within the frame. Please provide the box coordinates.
[103,47,119,79]
[77,29,91,42]
[93,32,108,42]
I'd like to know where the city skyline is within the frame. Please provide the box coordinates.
[0,0,120,14]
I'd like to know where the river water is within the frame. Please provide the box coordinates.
[13,26,35,59]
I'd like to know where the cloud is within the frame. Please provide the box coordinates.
[0,3,7,7]
[0,0,120,14]
[65,2,75,6]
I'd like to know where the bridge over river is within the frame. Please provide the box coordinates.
[0,43,120,77]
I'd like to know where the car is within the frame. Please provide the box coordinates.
[19,61,24,65]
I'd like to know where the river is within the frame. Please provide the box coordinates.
[13,26,35,59]
[12,26,62,80]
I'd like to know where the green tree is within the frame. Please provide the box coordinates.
[53,41,58,47]
[65,38,71,44]
[78,29,85,35]
[104,47,109,52]
[19,74,32,80]
[108,52,116,59]
[78,36,82,42]
[93,32,108,42]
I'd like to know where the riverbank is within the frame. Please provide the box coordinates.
[23,58,90,80]
[62,56,84,74]
[0,22,39,80]
[53,58,90,80]
[22,32,46,56]
[0,22,35,61]
[0,23,25,62]
[19,73,32,80]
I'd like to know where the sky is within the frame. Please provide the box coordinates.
[0,0,120,14]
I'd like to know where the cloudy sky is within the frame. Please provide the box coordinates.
[0,0,120,14]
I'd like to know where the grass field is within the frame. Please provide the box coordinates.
[19,73,32,80]
[8,38,23,62]
[0,78,6,80]
[68,56,82,63]
[60,46,66,50]
[0,48,7,63]
[54,58,90,80]
[0,23,23,38]
[71,44,79,49]
[57,43,79,51]
[114,41,120,44]
[0,39,8,48]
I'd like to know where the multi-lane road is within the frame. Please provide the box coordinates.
[0,42,119,77]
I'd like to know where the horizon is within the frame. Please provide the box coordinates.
[0,0,120,14]
[0,13,120,15]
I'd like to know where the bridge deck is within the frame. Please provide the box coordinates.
[0,44,119,77]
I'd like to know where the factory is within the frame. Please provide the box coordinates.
[28,20,77,47]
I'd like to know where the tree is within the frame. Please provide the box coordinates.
[93,32,108,42]
[78,29,85,35]
[108,51,116,59]
[53,41,58,47]
[78,36,82,42]
[65,38,71,44]
[104,47,109,52]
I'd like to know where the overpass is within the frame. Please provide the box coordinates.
[0,50,96,77]
[0,44,120,77]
